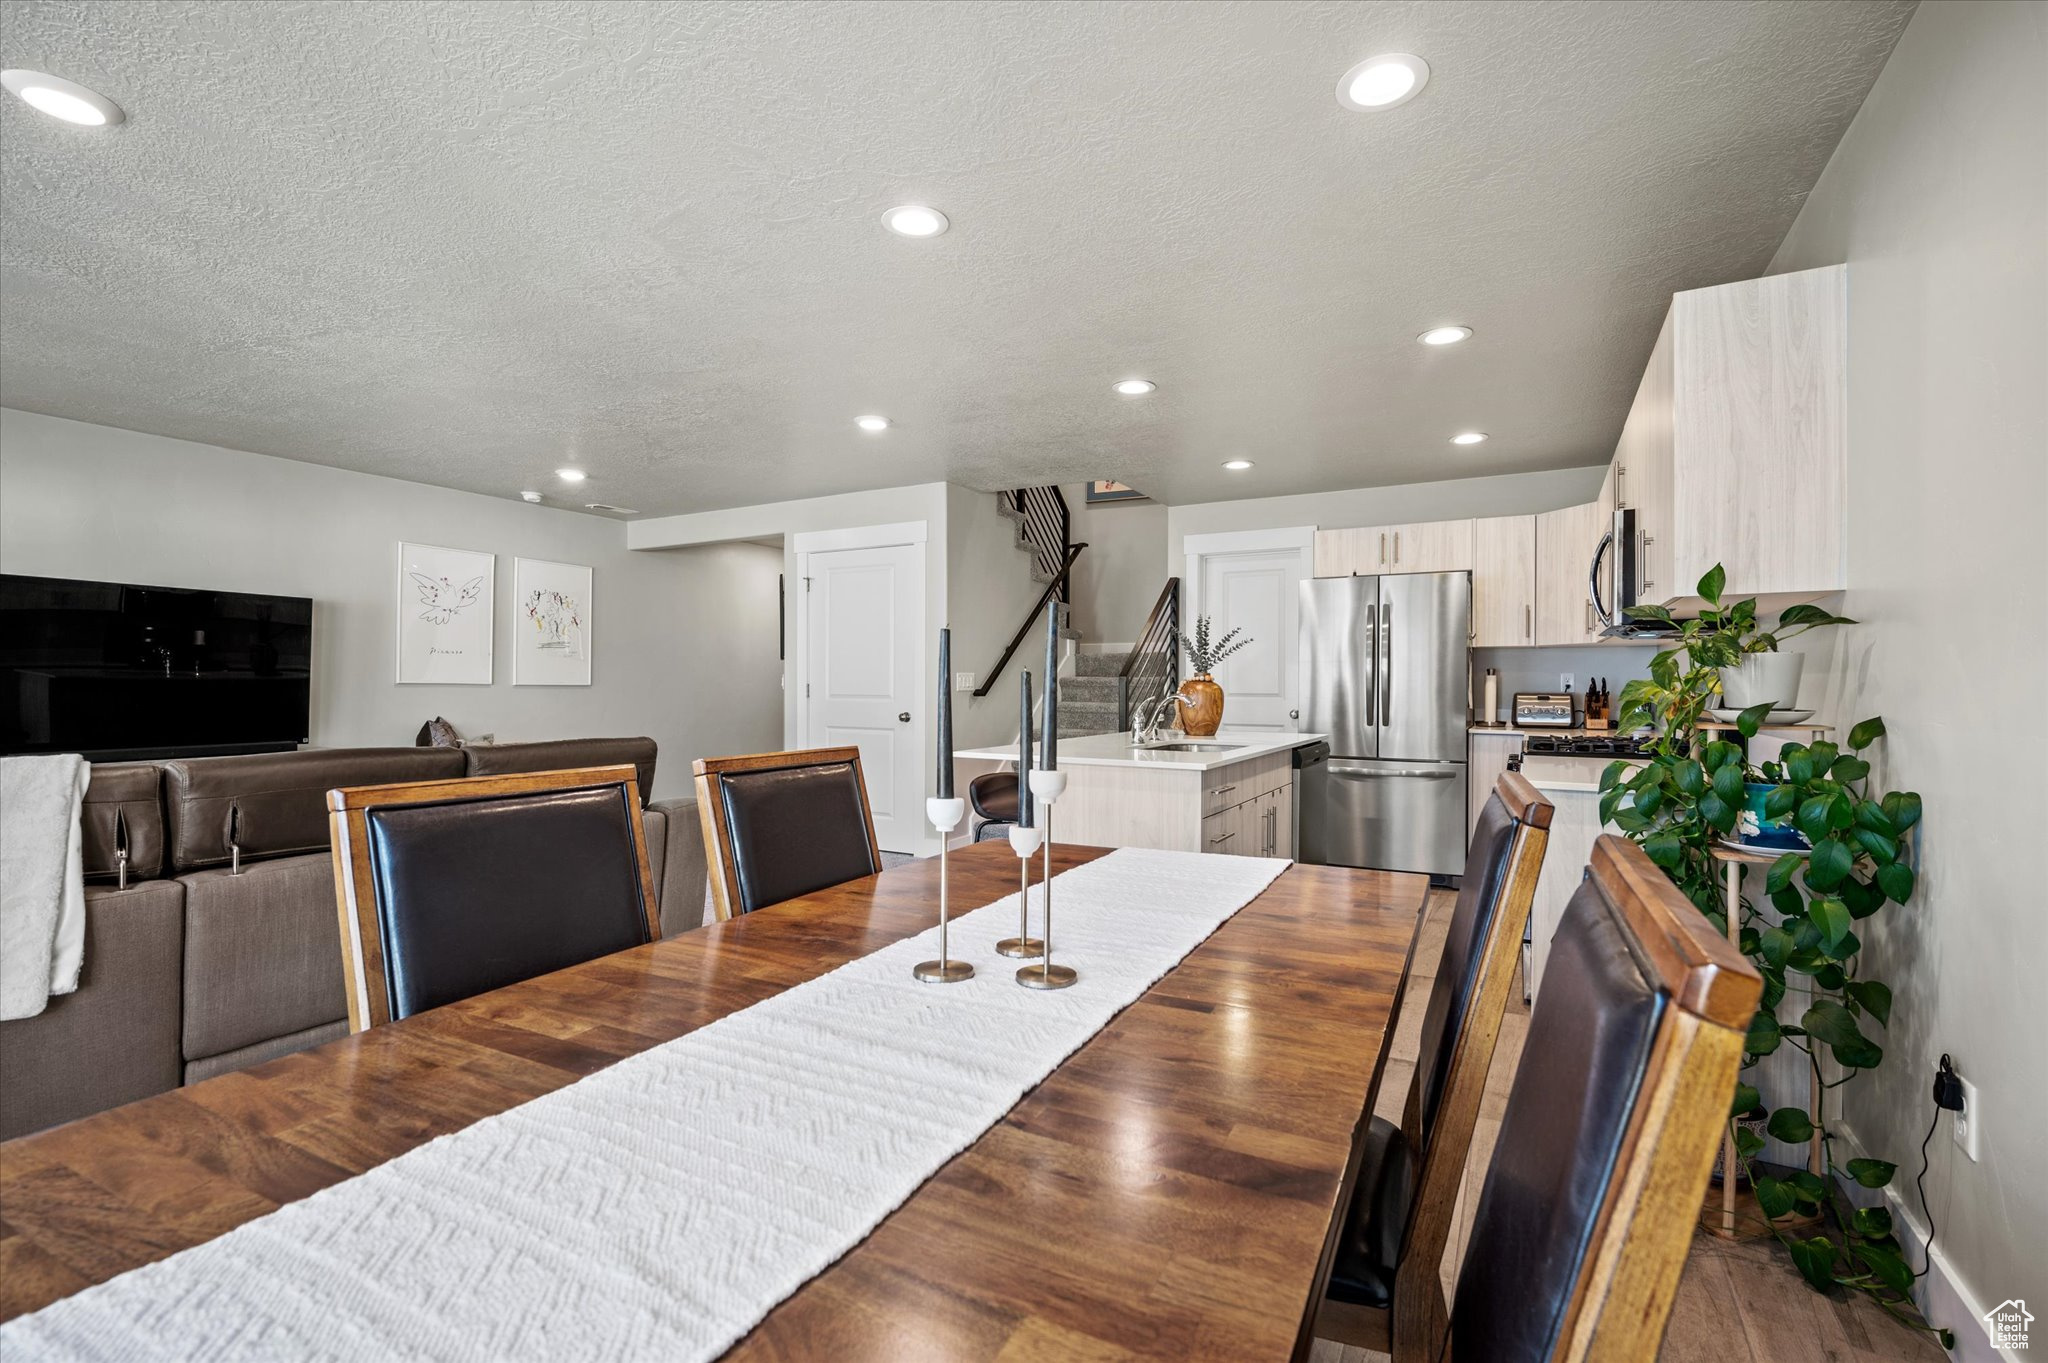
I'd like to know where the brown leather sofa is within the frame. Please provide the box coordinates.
[0,738,706,1141]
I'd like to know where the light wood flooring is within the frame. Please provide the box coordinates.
[1310,889,1947,1363]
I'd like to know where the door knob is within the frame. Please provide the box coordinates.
[1289,709,1300,719]
[898,712,911,722]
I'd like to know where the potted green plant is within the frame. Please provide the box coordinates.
[1599,566,1948,1349]
[1174,616,1251,737]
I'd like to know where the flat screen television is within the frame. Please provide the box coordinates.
[0,573,312,760]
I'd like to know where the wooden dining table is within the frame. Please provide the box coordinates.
[0,841,1426,1361]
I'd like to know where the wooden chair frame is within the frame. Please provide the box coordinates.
[692,746,882,922]
[1313,770,1555,1363]
[328,765,659,1033]
[1541,833,1760,1362]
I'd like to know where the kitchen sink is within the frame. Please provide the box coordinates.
[1138,742,1246,753]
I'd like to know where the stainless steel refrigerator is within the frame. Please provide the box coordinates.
[1297,572,1470,877]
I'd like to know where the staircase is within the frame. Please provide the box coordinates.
[1060,654,1125,737]
[988,488,1178,739]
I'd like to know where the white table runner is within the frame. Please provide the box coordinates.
[3,847,1290,1362]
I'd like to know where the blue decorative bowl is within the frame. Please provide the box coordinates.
[1738,782,1810,850]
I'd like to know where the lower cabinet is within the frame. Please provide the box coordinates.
[1200,781,1295,858]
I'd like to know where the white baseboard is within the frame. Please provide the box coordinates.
[1831,1116,2020,1361]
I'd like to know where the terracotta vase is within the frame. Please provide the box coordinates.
[1177,674,1225,736]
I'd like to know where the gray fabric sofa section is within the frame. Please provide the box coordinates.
[0,739,709,1141]
[0,881,185,1139]
[181,858,351,1072]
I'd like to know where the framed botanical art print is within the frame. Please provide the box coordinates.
[513,557,592,686]
[396,543,495,684]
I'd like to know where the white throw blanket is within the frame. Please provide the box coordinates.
[0,754,90,1022]
[2,846,1290,1361]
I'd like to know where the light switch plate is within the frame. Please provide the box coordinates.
[955,672,976,691]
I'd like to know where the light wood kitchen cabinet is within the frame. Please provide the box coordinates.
[1467,731,1524,833]
[1313,521,1473,577]
[1612,265,1846,610]
[1610,311,1676,601]
[1471,515,1536,646]
[1379,519,1474,574]
[1534,500,1604,645]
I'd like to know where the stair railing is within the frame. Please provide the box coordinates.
[1002,486,1073,602]
[1116,577,1181,730]
[972,542,1088,698]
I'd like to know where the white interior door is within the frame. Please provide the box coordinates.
[802,540,922,853]
[1187,530,1313,732]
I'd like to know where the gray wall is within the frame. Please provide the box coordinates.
[1059,483,1168,645]
[946,484,1052,750]
[0,409,783,798]
[1764,0,2046,1328]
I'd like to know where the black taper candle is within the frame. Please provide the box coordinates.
[1040,599,1059,770]
[1017,670,1034,828]
[936,627,954,799]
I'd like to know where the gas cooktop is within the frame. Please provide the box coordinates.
[1522,733,1657,758]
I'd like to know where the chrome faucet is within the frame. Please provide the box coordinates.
[1131,690,1195,746]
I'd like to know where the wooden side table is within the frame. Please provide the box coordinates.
[1705,842,1823,1240]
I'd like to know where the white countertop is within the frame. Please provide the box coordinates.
[956,729,1325,773]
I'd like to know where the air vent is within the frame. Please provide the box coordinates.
[584,502,638,515]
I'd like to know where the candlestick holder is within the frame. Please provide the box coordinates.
[1016,770,1076,990]
[996,823,1045,958]
[913,798,974,984]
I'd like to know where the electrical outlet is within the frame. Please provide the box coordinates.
[955,671,976,692]
[1952,1074,1981,1161]
[1560,673,1576,693]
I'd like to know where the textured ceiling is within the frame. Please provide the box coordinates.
[0,0,1913,517]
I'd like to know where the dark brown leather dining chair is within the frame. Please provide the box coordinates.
[327,766,659,1032]
[1316,770,1553,1362]
[1443,834,1760,1362]
[968,770,1020,842]
[692,747,882,921]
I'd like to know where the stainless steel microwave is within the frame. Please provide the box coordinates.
[1592,507,1681,639]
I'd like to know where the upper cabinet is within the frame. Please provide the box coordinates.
[1313,519,1473,577]
[1534,501,1605,645]
[1622,265,1847,610]
[1471,515,1535,647]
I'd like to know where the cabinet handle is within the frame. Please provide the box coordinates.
[1641,530,1654,590]
[1525,603,1532,638]
[1208,831,1235,846]
[1585,600,1594,633]
[1379,532,1386,564]
[1212,784,1236,797]
[1394,531,1401,564]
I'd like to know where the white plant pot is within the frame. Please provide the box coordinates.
[1718,652,1805,711]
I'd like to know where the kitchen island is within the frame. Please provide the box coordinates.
[955,729,1324,857]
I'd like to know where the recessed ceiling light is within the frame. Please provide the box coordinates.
[855,415,890,432]
[555,467,587,482]
[1112,379,1157,397]
[1419,326,1472,346]
[1222,459,1254,471]
[1451,432,1488,445]
[519,490,543,503]
[883,205,949,238]
[1336,53,1430,112]
[1,70,124,126]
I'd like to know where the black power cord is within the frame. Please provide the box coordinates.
[1914,1054,1966,1278]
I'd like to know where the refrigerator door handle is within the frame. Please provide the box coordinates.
[1363,596,1376,728]
[1379,601,1392,730]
